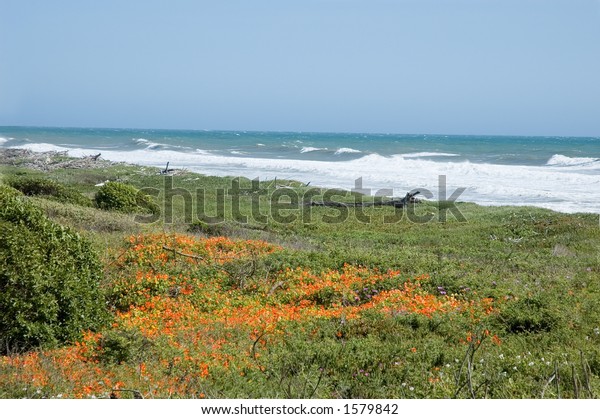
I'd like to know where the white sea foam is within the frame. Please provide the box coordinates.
[20,143,76,154]
[12,143,600,213]
[334,147,362,155]
[399,152,460,158]
[546,154,600,167]
[0,137,8,145]
[134,138,165,150]
[134,138,152,146]
[300,147,327,153]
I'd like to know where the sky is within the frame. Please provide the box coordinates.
[1,0,599,136]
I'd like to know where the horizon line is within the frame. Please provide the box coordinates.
[1,124,599,140]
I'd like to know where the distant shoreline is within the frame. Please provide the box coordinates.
[1,146,599,216]
[0,147,123,172]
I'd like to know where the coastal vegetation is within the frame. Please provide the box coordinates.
[0,184,108,353]
[94,181,159,215]
[0,150,599,398]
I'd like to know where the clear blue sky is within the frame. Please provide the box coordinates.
[1,0,599,136]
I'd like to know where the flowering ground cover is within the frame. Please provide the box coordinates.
[1,164,599,398]
[0,234,506,398]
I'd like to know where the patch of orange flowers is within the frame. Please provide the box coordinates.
[0,233,500,398]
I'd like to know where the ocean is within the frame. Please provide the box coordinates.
[1,126,599,214]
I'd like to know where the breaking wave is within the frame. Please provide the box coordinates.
[11,142,600,213]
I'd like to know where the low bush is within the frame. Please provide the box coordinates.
[95,181,159,214]
[6,176,92,207]
[499,295,562,334]
[95,328,154,365]
[188,220,225,236]
[0,184,109,353]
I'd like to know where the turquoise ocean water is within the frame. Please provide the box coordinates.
[1,126,599,213]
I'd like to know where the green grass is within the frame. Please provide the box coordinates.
[0,159,599,398]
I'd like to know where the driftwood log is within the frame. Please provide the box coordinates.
[307,191,420,208]
[160,161,176,174]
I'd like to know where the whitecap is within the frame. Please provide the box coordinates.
[300,146,327,153]
[133,138,170,150]
[399,152,460,158]
[334,147,362,155]
[546,154,599,166]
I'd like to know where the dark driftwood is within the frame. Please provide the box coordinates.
[161,161,176,174]
[307,191,420,208]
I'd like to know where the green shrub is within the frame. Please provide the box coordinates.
[0,185,109,353]
[6,176,92,207]
[95,181,158,214]
[95,328,154,365]
[500,295,561,334]
[188,220,225,236]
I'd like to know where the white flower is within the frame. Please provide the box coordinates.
[402,382,407,387]
[409,387,415,391]
[499,354,504,359]
[528,362,534,366]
